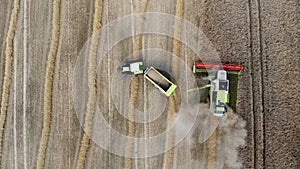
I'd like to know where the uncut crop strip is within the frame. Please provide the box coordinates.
[0,0,20,166]
[206,114,219,169]
[207,128,218,169]
[170,0,184,74]
[162,95,177,169]
[162,0,183,168]
[75,0,103,169]
[123,1,148,169]
[36,0,61,168]
[123,77,139,169]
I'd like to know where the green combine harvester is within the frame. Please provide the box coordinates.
[189,61,243,116]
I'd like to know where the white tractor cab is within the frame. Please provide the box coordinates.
[118,60,144,76]
[210,70,230,116]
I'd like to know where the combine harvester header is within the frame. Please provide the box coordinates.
[193,61,243,74]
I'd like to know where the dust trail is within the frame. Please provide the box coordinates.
[167,103,245,169]
[0,0,20,165]
[75,0,103,169]
[123,1,148,169]
[190,104,246,169]
[36,0,61,168]
[162,0,184,168]
[23,0,29,168]
[218,111,247,169]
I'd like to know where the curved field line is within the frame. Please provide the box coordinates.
[36,0,61,168]
[0,0,20,165]
[162,0,183,168]
[75,0,103,169]
[123,1,148,169]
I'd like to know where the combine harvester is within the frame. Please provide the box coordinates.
[190,61,243,115]
[189,61,243,143]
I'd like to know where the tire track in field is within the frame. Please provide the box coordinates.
[162,0,183,168]
[247,0,256,167]
[123,1,148,169]
[248,0,265,167]
[0,0,20,165]
[36,0,61,168]
[256,0,266,167]
[75,0,103,169]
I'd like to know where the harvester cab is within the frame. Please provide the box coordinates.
[210,70,230,116]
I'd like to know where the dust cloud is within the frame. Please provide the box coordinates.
[173,103,247,169]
